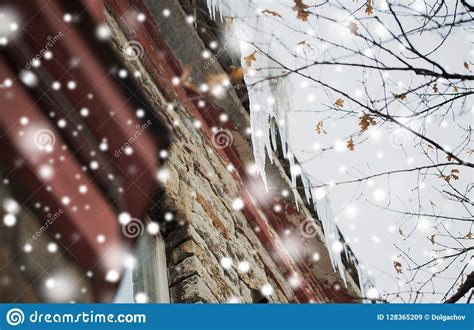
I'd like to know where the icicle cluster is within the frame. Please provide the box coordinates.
[205,0,373,298]
[206,0,223,20]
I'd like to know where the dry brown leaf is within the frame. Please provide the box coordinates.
[365,0,373,15]
[335,98,344,107]
[315,121,327,135]
[225,17,234,31]
[244,51,257,68]
[298,40,314,49]
[262,9,282,17]
[292,0,310,21]
[228,65,244,85]
[453,85,459,93]
[399,227,405,236]
[347,138,355,151]
[358,113,377,131]
[205,73,230,94]
[393,260,402,273]
[348,21,360,36]
[392,92,406,101]
[464,61,470,70]
[439,168,460,182]
[451,168,460,180]
[430,234,436,245]
[432,83,439,93]
[466,231,473,239]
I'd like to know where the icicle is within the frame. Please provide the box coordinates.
[206,0,223,21]
[301,173,313,205]
[314,197,347,286]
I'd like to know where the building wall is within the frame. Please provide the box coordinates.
[0,0,362,304]
[106,0,362,303]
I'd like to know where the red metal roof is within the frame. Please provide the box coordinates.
[0,0,169,301]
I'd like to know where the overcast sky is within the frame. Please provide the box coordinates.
[217,0,473,302]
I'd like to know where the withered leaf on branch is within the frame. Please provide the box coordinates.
[392,92,406,101]
[292,0,310,21]
[365,0,374,15]
[205,73,230,93]
[298,40,313,49]
[393,260,402,273]
[244,51,257,68]
[358,113,377,131]
[430,234,436,245]
[464,61,470,70]
[315,121,327,135]
[399,227,405,237]
[347,138,355,151]
[225,17,234,31]
[466,231,473,239]
[335,98,344,107]
[262,9,282,17]
[227,65,244,85]
[451,168,460,180]
[432,83,439,93]
[439,168,460,182]
[348,21,360,36]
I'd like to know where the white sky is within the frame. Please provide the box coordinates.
[226,0,473,302]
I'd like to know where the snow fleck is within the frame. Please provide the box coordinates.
[220,257,233,270]
[231,198,244,210]
[373,188,386,202]
[3,198,20,214]
[147,222,160,235]
[134,292,149,303]
[3,213,16,227]
[118,212,131,225]
[47,242,58,253]
[261,284,274,297]
[19,70,38,87]
[237,261,250,273]
[105,270,120,283]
